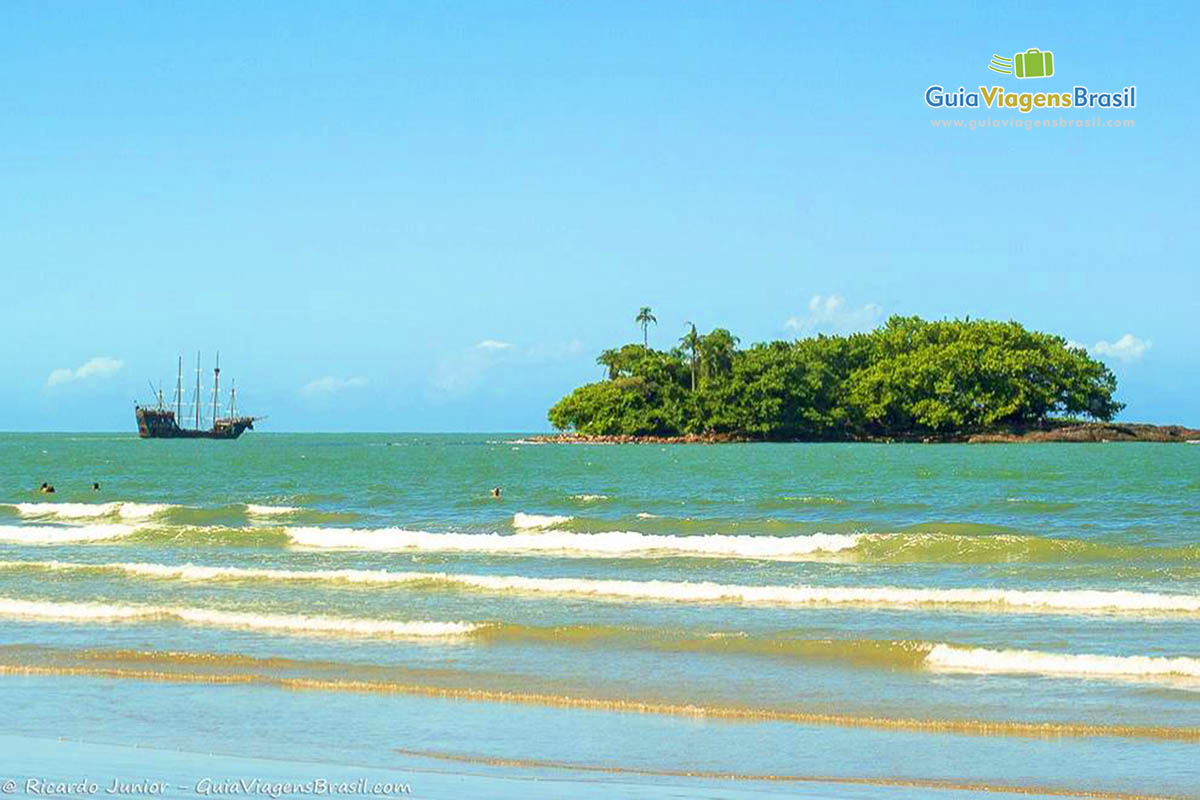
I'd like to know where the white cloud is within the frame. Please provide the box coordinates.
[302,375,369,395]
[46,356,124,387]
[1093,334,1151,363]
[431,338,585,396]
[432,341,517,394]
[785,294,883,335]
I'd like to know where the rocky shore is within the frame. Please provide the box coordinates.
[531,423,1200,445]
[965,423,1200,444]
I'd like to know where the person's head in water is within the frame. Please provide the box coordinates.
[39,482,47,492]
[491,487,501,498]
[92,482,100,491]
[43,484,55,494]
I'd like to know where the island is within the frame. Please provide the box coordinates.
[544,314,1198,443]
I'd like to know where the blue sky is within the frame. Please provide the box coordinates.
[2,1,1196,431]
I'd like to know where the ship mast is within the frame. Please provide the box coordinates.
[194,351,202,429]
[211,352,221,426]
[174,355,183,421]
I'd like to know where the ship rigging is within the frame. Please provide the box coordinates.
[135,353,261,439]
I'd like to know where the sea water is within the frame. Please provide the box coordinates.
[0,433,1197,798]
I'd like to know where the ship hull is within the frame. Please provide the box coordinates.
[137,426,249,440]
[136,408,255,440]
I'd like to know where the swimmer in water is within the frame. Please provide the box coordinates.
[490,487,501,498]
[39,482,55,494]
[92,482,101,491]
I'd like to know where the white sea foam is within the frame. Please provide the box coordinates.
[9,502,170,520]
[5,560,1199,615]
[0,525,139,544]
[569,495,609,502]
[635,513,659,519]
[0,596,477,638]
[244,504,300,516]
[925,644,1200,680]
[286,526,861,559]
[511,512,573,529]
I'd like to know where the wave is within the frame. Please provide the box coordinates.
[4,647,1195,744]
[286,526,861,559]
[5,512,1194,566]
[5,560,1199,616]
[757,495,848,508]
[3,502,351,528]
[926,644,1200,680]
[512,512,573,529]
[568,495,609,503]
[0,593,1193,687]
[243,504,301,516]
[285,525,1200,564]
[2,599,1191,688]
[853,532,1200,564]
[469,624,935,667]
[7,502,170,521]
[0,597,476,638]
[0,524,140,544]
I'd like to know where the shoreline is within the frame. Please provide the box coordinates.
[531,423,1200,445]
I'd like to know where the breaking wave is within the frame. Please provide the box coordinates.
[512,512,573,529]
[3,511,1195,566]
[281,525,1200,564]
[4,560,1199,616]
[0,524,140,544]
[0,597,476,638]
[286,526,861,559]
[243,504,301,517]
[7,502,170,521]
[926,644,1200,680]
[2,502,351,528]
[0,592,1194,686]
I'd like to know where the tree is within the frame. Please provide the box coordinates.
[549,316,1123,439]
[635,307,657,348]
[845,316,1123,435]
[680,322,700,391]
[697,328,739,388]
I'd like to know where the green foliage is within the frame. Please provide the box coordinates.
[548,316,1124,439]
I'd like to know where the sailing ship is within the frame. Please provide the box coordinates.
[135,353,261,439]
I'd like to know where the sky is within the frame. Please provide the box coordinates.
[2,1,1196,431]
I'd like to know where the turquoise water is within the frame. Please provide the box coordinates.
[1,433,1198,798]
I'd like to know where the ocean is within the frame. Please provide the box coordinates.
[0,433,1197,799]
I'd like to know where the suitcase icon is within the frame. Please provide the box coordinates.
[1014,48,1054,79]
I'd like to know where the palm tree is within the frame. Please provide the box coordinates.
[680,322,700,391]
[635,306,657,349]
[597,349,621,380]
[698,328,739,388]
